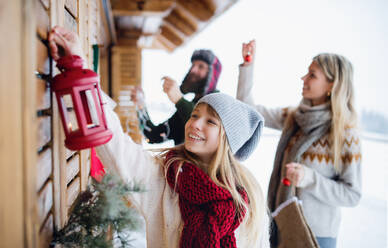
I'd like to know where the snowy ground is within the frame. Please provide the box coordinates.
[129,130,387,247]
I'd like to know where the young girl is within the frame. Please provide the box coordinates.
[237,40,362,248]
[49,26,270,248]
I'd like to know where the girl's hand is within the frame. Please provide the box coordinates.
[242,40,256,66]
[285,162,305,186]
[48,26,85,61]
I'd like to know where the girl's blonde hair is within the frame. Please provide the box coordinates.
[313,53,358,171]
[157,103,266,247]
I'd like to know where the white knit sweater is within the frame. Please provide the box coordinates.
[95,92,270,248]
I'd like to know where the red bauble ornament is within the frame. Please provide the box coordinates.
[282,178,291,187]
[244,54,252,62]
[52,55,112,150]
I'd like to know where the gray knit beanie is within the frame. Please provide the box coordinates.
[197,93,264,161]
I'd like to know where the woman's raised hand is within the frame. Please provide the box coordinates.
[48,26,85,61]
[242,40,256,66]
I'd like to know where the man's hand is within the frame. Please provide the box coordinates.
[130,86,145,109]
[162,76,183,104]
[48,26,85,61]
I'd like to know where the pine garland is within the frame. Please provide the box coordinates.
[52,174,145,248]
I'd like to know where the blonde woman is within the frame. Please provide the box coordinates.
[49,27,270,247]
[237,40,362,248]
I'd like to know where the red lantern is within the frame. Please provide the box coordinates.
[52,55,112,150]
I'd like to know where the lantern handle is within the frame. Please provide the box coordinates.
[56,55,84,72]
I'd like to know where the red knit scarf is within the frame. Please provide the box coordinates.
[165,151,247,248]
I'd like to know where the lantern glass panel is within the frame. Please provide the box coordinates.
[61,94,79,133]
[81,89,100,129]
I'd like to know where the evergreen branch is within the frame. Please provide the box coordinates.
[51,174,144,248]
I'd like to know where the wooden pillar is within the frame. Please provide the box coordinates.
[0,0,38,247]
[111,45,143,144]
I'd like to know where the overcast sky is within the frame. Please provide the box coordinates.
[141,0,388,121]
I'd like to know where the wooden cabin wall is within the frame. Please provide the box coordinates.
[1,1,240,247]
[0,1,110,247]
[35,0,112,246]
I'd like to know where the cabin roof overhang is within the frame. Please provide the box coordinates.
[109,0,238,51]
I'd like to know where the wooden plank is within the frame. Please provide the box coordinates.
[36,0,50,40]
[112,0,175,16]
[39,0,50,10]
[177,0,215,22]
[51,94,67,229]
[65,148,77,160]
[36,77,51,110]
[99,0,117,44]
[39,214,54,248]
[37,181,53,227]
[51,0,68,230]
[160,24,183,47]
[79,149,90,191]
[37,115,51,150]
[0,1,27,246]
[99,54,109,92]
[154,35,176,52]
[89,0,98,45]
[36,148,52,192]
[65,0,78,18]
[165,9,197,36]
[25,1,40,247]
[66,154,80,185]
[64,8,78,34]
[66,176,80,209]
[36,38,50,75]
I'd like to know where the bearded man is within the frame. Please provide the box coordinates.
[134,50,222,145]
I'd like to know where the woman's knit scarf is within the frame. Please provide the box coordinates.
[267,100,332,212]
[267,100,332,246]
[165,151,247,248]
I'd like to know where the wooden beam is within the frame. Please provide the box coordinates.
[51,0,69,230]
[112,0,175,17]
[36,0,50,40]
[117,37,139,47]
[0,0,39,247]
[160,23,184,47]
[164,9,197,36]
[23,0,40,247]
[118,28,143,39]
[177,0,215,22]
[154,34,176,52]
[113,9,171,17]
[101,0,118,44]
[118,28,159,39]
